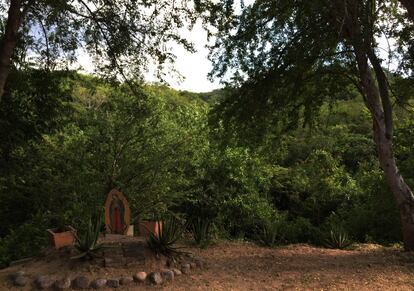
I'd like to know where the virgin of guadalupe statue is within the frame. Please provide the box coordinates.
[109,194,126,234]
[104,189,131,235]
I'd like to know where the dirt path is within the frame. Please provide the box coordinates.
[2,241,414,290]
[165,242,414,291]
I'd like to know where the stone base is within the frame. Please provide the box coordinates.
[101,236,146,267]
[126,225,134,236]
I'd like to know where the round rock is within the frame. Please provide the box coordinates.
[106,279,120,288]
[148,272,163,285]
[133,271,147,282]
[10,271,25,280]
[194,258,205,269]
[181,263,191,274]
[161,270,174,281]
[172,268,182,276]
[72,275,89,289]
[36,275,54,289]
[184,252,195,259]
[91,278,107,289]
[166,258,177,267]
[55,277,71,290]
[13,275,28,287]
[119,276,133,285]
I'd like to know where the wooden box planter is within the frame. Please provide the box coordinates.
[138,221,162,237]
[47,226,76,249]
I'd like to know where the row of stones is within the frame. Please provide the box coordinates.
[10,259,203,289]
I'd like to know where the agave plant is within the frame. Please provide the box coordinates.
[325,226,353,250]
[190,217,211,248]
[256,219,280,247]
[147,215,184,258]
[72,213,103,260]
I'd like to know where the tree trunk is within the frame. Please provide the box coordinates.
[373,118,414,250]
[0,0,24,101]
[339,0,414,249]
[399,0,414,22]
[354,45,414,251]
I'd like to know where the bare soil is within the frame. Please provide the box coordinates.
[2,241,414,290]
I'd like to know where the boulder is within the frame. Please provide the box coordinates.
[133,271,147,282]
[181,263,191,274]
[148,272,163,285]
[166,258,177,267]
[91,278,107,289]
[72,276,89,289]
[172,268,182,276]
[106,279,120,288]
[54,277,71,290]
[119,276,133,285]
[10,270,25,280]
[194,258,205,269]
[35,275,54,289]
[13,275,28,287]
[161,269,174,281]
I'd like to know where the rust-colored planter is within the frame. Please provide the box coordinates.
[47,226,76,249]
[138,221,162,237]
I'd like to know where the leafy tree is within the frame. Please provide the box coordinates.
[0,0,195,100]
[398,0,414,21]
[200,0,414,249]
[0,69,73,236]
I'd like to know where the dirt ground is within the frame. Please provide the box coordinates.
[2,241,414,290]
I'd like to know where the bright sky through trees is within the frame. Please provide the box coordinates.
[77,20,220,93]
[74,0,394,93]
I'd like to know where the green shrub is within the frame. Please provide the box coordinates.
[255,219,281,247]
[0,223,48,268]
[221,194,278,239]
[282,217,320,244]
[147,216,184,258]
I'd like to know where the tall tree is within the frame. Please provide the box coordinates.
[201,0,414,249]
[399,0,414,21]
[0,0,30,99]
[0,0,195,101]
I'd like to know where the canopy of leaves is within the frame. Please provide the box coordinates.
[1,0,196,81]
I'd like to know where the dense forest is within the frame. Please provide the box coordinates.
[0,70,412,267]
[0,0,414,278]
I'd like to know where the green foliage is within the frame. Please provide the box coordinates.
[1,68,412,265]
[328,163,402,244]
[255,216,284,247]
[199,0,414,251]
[282,217,321,244]
[0,213,49,267]
[4,0,196,80]
[147,216,184,258]
[73,212,103,260]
